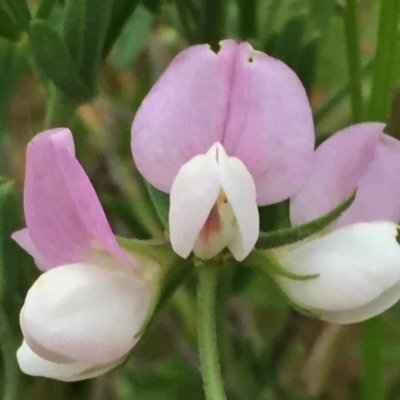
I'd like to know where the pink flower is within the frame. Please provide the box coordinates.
[274,123,400,323]
[13,129,156,381]
[131,40,314,261]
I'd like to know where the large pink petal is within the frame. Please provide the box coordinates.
[131,40,238,192]
[222,42,315,205]
[24,129,129,268]
[337,134,400,226]
[290,123,383,226]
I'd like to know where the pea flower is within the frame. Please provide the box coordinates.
[131,39,314,261]
[13,129,156,381]
[274,123,400,324]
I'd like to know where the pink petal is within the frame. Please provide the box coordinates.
[290,123,384,226]
[11,229,51,271]
[337,134,400,226]
[24,129,129,268]
[222,42,314,204]
[131,41,314,204]
[131,40,238,193]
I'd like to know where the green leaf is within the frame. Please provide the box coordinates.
[29,19,92,100]
[141,0,163,14]
[5,0,31,29]
[146,183,170,230]
[308,0,336,36]
[110,4,153,69]
[272,13,307,69]
[62,0,84,65]
[296,35,320,94]
[80,0,113,90]
[0,182,37,323]
[256,192,356,249]
[103,0,140,59]
[0,6,21,41]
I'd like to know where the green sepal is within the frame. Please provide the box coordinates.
[286,297,319,318]
[116,235,174,265]
[146,182,170,230]
[243,250,319,281]
[0,6,21,41]
[29,20,92,101]
[256,192,356,250]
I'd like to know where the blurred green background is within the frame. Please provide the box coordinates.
[0,0,399,399]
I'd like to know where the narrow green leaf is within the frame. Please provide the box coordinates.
[146,183,170,230]
[0,182,37,323]
[62,0,84,65]
[308,0,336,36]
[272,13,307,69]
[5,0,31,29]
[110,5,153,69]
[102,0,140,59]
[344,0,363,123]
[256,192,356,249]
[0,6,21,41]
[35,0,58,19]
[29,20,92,100]
[236,0,257,39]
[296,35,320,94]
[141,0,163,14]
[80,0,113,90]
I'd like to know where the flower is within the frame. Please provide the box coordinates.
[13,128,156,381]
[273,123,400,324]
[131,39,314,261]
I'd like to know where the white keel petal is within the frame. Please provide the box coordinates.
[169,149,220,258]
[276,222,400,319]
[217,144,259,261]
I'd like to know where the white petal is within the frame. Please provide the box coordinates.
[217,144,259,261]
[17,340,121,382]
[169,148,220,258]
[21,263,152,364]
[320,280,400,324]
[276,222,400,312]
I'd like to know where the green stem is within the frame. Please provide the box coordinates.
[367,0,400,121]
[44,86,78,129]
[197,261,227,400]
[361,2,400,399]
[0,304,20,400]
[344,0,363,122]
[362,318,384,400]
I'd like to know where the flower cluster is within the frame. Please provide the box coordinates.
[14,40,400,381]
